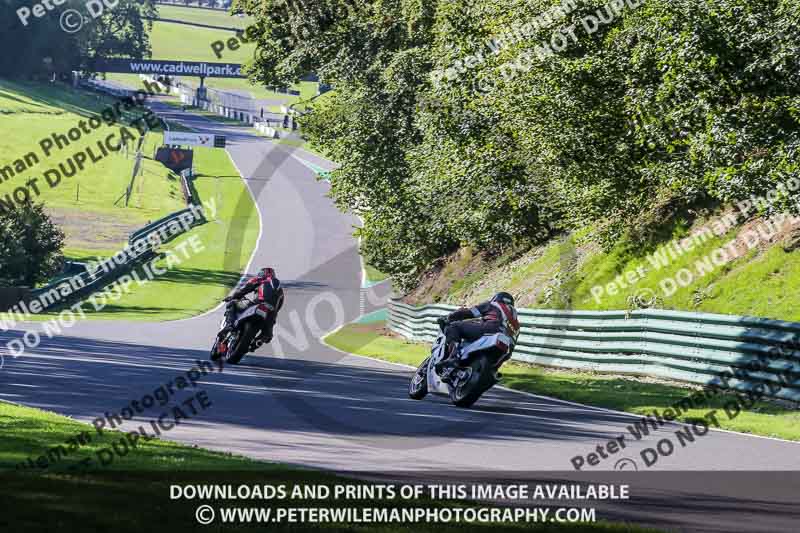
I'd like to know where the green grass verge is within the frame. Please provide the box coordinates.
[324,322,800,441]
[0,400,266,471]
[157,4,254,29]
[0,401,652,532]
[365,263,389,283]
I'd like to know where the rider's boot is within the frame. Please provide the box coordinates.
[217,302,237,339]
[435,341,460,382]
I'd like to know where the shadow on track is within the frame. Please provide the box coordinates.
[0,332,637,447]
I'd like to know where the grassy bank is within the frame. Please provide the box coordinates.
[405,206,800,321]
[0,78,184,226]
[0,78,260,320]
[324,322,800,441]
[0,401,651,533]
[57,146,259,321]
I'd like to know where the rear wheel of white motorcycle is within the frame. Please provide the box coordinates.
[227,322,257,365]
[408,357,430,400]
[449,355,492,408]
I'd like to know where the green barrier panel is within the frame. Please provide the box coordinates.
[387,298,800,402]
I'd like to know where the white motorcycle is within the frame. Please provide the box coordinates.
[408,320,517,408]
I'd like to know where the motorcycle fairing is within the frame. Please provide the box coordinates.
[425,332,514,396]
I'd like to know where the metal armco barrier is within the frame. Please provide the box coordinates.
[179,169,194,204]
[128,206,196,244]
[388,298,800,402]
[0,288,30,312]
[254,122,279,138]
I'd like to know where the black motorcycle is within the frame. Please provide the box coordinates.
[210,297,272,365]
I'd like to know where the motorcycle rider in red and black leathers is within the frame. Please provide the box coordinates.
[218,267,284,344]
[435,292,520,383]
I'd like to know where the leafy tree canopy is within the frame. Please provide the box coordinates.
[0,203,65,287]
[238,0,800,287]
[0,0,156,78]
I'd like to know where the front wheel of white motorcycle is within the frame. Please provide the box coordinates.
[449,355,492,408]
[408,357,430,400]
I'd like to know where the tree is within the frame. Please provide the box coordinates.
[83,0,157,66]
[0,0,156,78]
[0,203,65,287]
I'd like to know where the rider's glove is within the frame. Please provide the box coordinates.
[223,296,234,302]
[437,317,449,331]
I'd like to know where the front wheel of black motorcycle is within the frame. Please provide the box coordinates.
[210,338,222,361]
[449,355,492,408]
[227,322,257,365]
[409,357,430,400]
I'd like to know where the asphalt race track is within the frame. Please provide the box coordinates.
[2,104,800,532]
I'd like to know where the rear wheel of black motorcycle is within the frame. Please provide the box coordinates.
[449,355,492,408]
[409,357,430,400]
[227,322,257,365]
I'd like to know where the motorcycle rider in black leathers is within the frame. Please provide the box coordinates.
[218,267,284,344]
[435,292,520,383]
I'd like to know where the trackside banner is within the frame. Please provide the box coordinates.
[92,59,246,78]
[164,132,226,148]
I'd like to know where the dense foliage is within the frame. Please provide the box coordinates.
[0,0,156,78]
[0,203,65,287]
[237,0,800,286]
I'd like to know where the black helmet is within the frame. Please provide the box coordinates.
[258,267,276,279]
[491,292,515,307]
